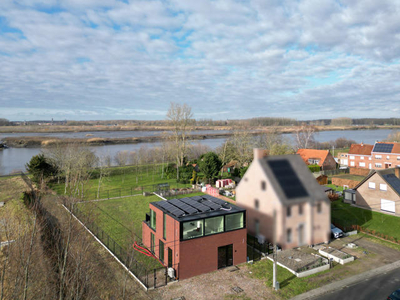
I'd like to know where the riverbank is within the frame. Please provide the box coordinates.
[2,125,399,148]
[1,124,399,134]
[2,132,238,148]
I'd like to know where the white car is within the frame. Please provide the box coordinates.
[331,224,344,239]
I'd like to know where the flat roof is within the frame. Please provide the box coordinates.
[151,195,245,222]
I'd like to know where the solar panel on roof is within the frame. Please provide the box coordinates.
[169,199,198,214]
[180,198,210,212]
[373,143,394,153]
[382,174,400,195]
[156,201,185,217]
[267,159,309,199]
[201,200,221,210]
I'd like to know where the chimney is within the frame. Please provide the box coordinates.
[361,142,363,147]
[253,148,266,160]
[395,166,400,179]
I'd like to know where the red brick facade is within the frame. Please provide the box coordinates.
[142,203,247,280]
[348,142,400,170]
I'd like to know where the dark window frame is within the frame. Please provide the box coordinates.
[159,240,164,262]
[287,206,291,217]
[261,181,266,191]
[179,212,246,241]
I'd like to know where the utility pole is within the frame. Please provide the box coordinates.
[272,209,278,290]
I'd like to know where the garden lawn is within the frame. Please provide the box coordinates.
[76,194,163,269]
[248,258,344,299]
[331,200,400,240]
[49,164,192,200]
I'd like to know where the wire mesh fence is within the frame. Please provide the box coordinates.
[247,234,270,262]
[71,204,172,289]
[85,182,194,201]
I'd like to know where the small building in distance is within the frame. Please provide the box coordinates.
[142,195,246,280]
[236,149,331,249]
[296,149,337,171]
[347,142,400,170]
[354,167,400,216]
[347,143,374,169]
[313,173,328,185]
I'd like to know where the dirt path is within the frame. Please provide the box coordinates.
[155,264,279,300]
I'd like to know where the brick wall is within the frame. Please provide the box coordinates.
[331,177,360,189]
[349,167,370,176]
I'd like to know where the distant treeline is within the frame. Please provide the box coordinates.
[4,117,400,127]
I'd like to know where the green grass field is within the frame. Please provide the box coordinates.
[76,194,163,269]
[49,164,192,200]
[75,191,206,269]
[331,200,400,240]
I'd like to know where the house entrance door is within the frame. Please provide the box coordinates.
[168,248,173,268]
[218,244,233,269]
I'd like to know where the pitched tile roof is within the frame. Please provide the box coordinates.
[296,149,329,166]
[348,143,374,155]
[355,167,400,196]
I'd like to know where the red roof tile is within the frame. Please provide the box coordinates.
[348,144,373,155]
[296,149,329,166]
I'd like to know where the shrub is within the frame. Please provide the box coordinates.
[328,193,340,201]
[308,164,320,172]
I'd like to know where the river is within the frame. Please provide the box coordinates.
[0,128,397,176]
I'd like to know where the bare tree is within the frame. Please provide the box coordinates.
[96,154,111,199]
[115,150,129,183]
[166,102,193,179]
[295,124,317,149]
[231,130,254,166]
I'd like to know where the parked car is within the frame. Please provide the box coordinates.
[387,288,400,300]
[331,224,344,239]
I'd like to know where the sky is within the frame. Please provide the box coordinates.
[0,0,400,121]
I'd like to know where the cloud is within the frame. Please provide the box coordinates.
[0,0,399,121]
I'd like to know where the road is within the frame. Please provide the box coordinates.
[318,267,400,300]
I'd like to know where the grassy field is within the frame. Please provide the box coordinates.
[75,191,206,270]
[76,194,163,269]
[248,258,344,299]
[331,147,350,157]
[49,164,193,200]
[331,200,400,240]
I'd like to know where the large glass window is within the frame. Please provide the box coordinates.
[225,212,244,231]
[182,220,204,240]
[205,216,224,235]
[159,240,164,262]
[150,233,155,253]
[150,209,156,230]
[163,213,166,240]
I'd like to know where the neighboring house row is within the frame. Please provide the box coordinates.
[296,149,337,171]
[350,166,400,216]
[347,142,400,170]
[142,195,246,280]
[236,149,331,250]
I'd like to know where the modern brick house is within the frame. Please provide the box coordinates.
[354,167,400,216]
[236,150,331,250]
[348,142,400,170]
[296,149,337,170]
[142,195,246,280]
